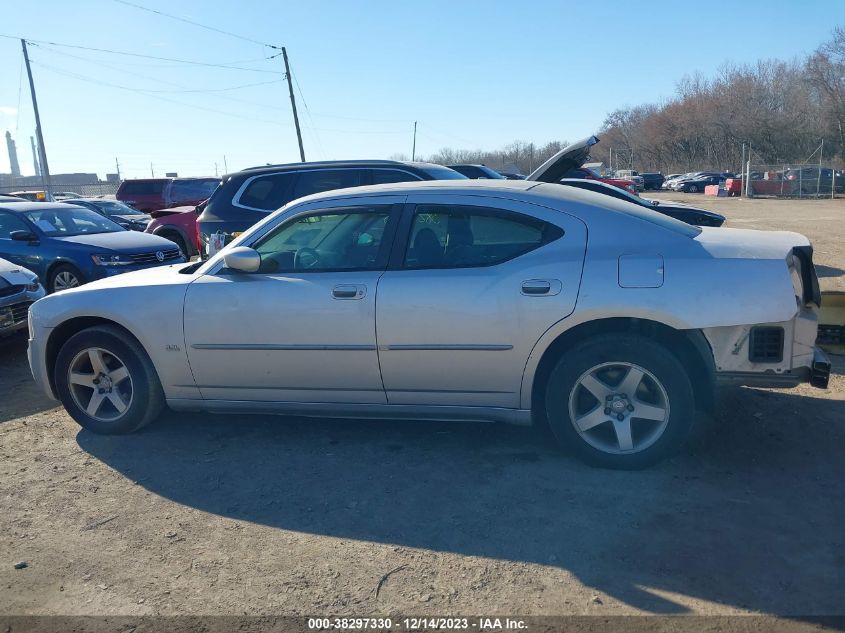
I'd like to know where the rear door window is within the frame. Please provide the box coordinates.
[292,169,366,199]
[121,181,165,195]
[403,205,563,269]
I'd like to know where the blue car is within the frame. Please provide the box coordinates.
[0,202,186,293]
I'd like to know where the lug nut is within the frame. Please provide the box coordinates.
[617,413,625,421]
[93,378,99,385]
[627,404,635,411]
[98,388,104,394]
[604,408,611,415]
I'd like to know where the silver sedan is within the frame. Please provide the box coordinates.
[27,152,829,469]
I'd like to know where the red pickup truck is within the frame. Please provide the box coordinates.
[116,177,219,213]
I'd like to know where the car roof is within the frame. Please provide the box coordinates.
[0,201,87,213]
[232,159,447,177]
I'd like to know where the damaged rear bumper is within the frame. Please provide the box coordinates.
[715,346,830,389]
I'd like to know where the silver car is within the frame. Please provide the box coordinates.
[0,257,45,337]
[26,140,830,469]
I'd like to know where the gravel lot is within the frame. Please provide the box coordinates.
[1,194,843,622]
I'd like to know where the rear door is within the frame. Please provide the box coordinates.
[375,194,587,409]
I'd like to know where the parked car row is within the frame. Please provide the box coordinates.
[0,201,184,293]
[196,141,731,259]
[660,171,736,193]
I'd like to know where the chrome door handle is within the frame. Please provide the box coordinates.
[332,284,366,300]
[521,279,560,296]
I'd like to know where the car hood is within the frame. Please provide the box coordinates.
[694,227,809,259]
[114,214,152,224]
[0,257,38,286]
[527,136,599,183]
[53,231,176,252]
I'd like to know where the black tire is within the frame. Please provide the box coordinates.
[687,185,698,193]
[544,334,696,469]
[54,325,165,434]
[161,232,189,258]
[48,263,84,294]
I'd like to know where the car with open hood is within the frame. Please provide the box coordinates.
[27,176,829,469]
[0,257,44,336]
[525,135,639,195]
[0,202,185,293]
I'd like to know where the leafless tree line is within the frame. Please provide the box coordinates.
[422,26,845,175]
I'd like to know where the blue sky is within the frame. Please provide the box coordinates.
[1,0,841,179]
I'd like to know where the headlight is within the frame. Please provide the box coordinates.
[91,253,133,266]
[26,280,40,291]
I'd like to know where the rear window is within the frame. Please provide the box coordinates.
[121,180,166,195]
[416,165,469,180]
[170,179,220,203]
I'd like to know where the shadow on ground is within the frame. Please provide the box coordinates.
[816,264,845,279]
[78,384,845,616]
[0,334,57,423]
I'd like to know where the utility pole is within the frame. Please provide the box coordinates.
[150,162,154,177]
[412,121,417,161]
[223,155,228,174]
[21,39,52,198]
[214,162,218,177]
[281,47,305,162]
[115,157,121,181]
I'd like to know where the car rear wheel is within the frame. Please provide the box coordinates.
[161,232,189,258]
[687,184,698,193]
[48,264,83,293]
[54,325,165,434]
[544,334,696,469]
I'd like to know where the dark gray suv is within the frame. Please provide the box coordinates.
[197,160,466,257]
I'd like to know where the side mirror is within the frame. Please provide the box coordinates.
[10,230,38,243]
[223,246,261,273]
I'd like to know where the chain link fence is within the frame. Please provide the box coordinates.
[0,182,120,199]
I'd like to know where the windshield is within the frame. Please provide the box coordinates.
[419,165,469,180]
[94,200,146,216]
[23,207,124,237]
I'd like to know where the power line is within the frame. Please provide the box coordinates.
[111,0,280,49]
[0,33,279,73]
[29,60,292,129]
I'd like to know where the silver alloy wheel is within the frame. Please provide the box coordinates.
[67,347,133,422]
[567,361,670,455]
[53,270,80,292]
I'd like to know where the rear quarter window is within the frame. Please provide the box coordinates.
[237,173,297,211]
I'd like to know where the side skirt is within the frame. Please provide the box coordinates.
[166,398,533,426]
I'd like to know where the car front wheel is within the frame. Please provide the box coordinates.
[54,325,165,434]
[544,334,696,469]
[48,264,83,293]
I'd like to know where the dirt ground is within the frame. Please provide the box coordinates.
[1,195,844,622]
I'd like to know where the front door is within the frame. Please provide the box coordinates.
[184,203,399,404]
[376,196,587,409]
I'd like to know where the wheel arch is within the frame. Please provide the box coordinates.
[45,258,85,285]
[151,224,195,257]
[524,317,716,421]
[45,316,144,398]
